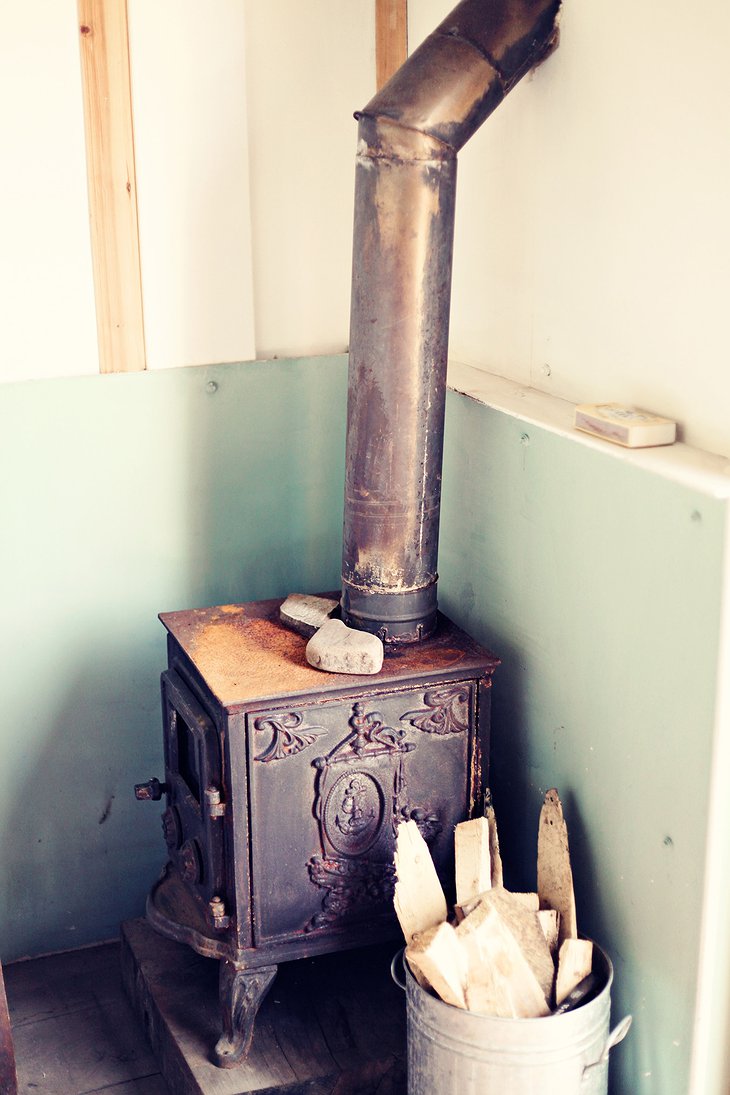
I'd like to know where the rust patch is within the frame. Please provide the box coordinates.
[187,613,318,707]
[160,599,499,707]
[384,641,465,673]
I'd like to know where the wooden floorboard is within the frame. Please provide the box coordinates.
[83,1081,169,1095]
[121,918,407,1094]
[4,921,407,1094]
[5,942,169,1094]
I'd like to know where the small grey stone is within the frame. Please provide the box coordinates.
[280,593,339,638]
[306,619,384,675]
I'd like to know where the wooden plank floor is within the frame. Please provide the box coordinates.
[4,921,407,1094]
[121,918,407,1094]
[5,939,169,1093]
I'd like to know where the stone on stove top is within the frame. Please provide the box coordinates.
[306,618,384,675]
[279,592,339,637]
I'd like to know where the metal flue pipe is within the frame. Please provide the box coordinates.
[341,0,561,644]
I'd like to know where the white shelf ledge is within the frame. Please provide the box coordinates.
[448,361,730,501]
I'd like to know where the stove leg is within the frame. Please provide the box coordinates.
[214,959,277,1068]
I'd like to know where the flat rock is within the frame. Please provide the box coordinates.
[279,593,339,637]
[306,618,384,675]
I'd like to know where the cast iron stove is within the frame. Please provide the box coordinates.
[136,596,498,1066]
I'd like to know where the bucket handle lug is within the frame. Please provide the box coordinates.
[581,1015,632,1085]
[390,948,407,992]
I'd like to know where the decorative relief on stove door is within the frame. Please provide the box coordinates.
[248,682,476,944]
[179,838,203,884]
[306,701,413,930]
[307,854,396,929]
[400,684,470,735]
[398,804,442,846]
[253,711,326,763]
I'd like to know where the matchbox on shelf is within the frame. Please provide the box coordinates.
[574,403,677,448]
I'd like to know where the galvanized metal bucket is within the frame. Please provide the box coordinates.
[391,942,631,1095]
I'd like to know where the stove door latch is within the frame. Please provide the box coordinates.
[205,786,226,819]
[134,777,168,801]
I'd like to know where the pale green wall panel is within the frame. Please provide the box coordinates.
[0,357,347,961]
[1,361,725,1095]
[439,392,725,1095]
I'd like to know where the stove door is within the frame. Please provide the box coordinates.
[248,680,477,945]
[161,670,226,919]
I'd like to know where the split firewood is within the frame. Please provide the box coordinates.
[454,817,492,906]
[392,789,599,1021]
[556,937,594,1006]
[460,947,510,1018]
[537,788,577,945]
[405,922,468,1009]
[457,904,550,1018]
[484,791,503,887]
[460,888,555,1004]
[538,908,560,957]
[394,820,447,945]
[459,889,538,921]
[456,895,481,920]
[511,892,539,911]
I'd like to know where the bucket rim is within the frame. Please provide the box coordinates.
[397,936,614,1026]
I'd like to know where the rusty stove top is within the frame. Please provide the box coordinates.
[160,595,499,710]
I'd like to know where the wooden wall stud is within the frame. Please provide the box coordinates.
[376,0,408,90]
[77,0,146,373]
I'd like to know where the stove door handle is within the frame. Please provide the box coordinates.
[134,777,168,801]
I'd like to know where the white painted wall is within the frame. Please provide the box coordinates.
[1,1,372,384]
[410,0,730,459]
[0,1,98,382]
[128,0,257,370]
[243,1,375,360]
[2,0,728,461]
[126,0,374,369]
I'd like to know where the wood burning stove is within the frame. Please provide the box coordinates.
[134,0,560,1066]
[136,597,498,1065]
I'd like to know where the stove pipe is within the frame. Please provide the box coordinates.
[341,0,560,644]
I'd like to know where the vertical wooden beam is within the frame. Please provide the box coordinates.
[376,0,408,90]
[78,0,145,373]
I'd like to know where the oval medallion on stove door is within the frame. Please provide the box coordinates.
[323,772,384,856]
